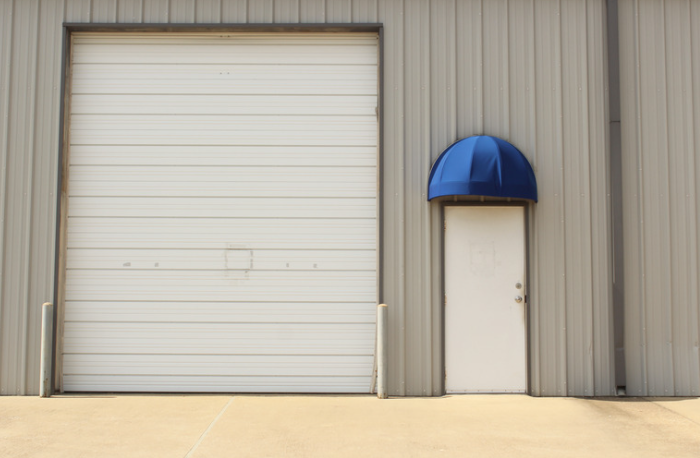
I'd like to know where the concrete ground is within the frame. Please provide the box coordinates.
[1,395,699,458]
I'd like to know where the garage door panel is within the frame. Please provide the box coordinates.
[68,165,377,198]
[66,218,376,250]
[62,375,371,393]
[64,32,378,393]
[66,249,377,271]
[69,120,377,148]
[67,197,376,219]
[70,114,377,135]
[65,270,377,302]
[64,302,376,323]
[74,33,375,46]
[63,322,375,355]
[72,46,378,66]
[69,180,376,198]
[72,44,378,65]
[69,145,377,167]
[71,94,378,116]
[64,355,374,377]
[72,64,377,95]
[72,36,378,65]
[69,166,376,184]
[71,130,376,147]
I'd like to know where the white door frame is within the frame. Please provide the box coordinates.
[442,202,530,394]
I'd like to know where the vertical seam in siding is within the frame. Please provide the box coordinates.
[402,0,413,394]
[505,0,510,137]
[0,0,14,395]
[529,0,540,396]
[632,0,648,394]
[679,0,694,396]
[451,0,456,137]
[557,0,568,396]
[454,0,460,132]
[479,0,484,132]
[585,0,595,395]
[599,0,612,395]
[583,0,596,396]
[422,0,431,394]
[398,0,406,395]
[445,0,457,395]
[592,0,604,395]
[607,0,626,394]
[19,0,42,395]
[593,0,603,395]
[662,0,675,395]
[606,0,618,396]
[693,0,700,395]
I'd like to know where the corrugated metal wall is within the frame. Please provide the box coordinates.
[619,0,700,396]
[0,0,614,396]
[0,0,65,395]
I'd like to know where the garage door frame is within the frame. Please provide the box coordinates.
[52,23,385,393]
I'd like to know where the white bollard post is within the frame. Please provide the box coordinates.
[40,302,54,398]
[377,303,388,399]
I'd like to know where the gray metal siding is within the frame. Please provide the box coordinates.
[526,0,613,396]
[0,0,65,395]
[618,0,700,396]
[0,0,614,396]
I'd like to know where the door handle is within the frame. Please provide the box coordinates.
[514,295,523,303]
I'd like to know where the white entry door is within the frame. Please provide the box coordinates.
[445,206,527,393]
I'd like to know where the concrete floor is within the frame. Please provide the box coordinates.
[1,395,699,457]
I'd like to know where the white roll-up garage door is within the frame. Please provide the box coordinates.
[63,33,378,392]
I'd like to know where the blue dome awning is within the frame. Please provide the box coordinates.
[428,136,538,202]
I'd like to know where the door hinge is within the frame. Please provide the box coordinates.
[444,220,447,231]
[444,294,447,306]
